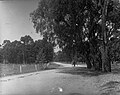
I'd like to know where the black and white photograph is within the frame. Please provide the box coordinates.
[0,0,120,95]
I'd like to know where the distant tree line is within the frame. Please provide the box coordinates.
[0,35,54,64]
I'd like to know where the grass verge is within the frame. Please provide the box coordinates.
[0,62,60,77]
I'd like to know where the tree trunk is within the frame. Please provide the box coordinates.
[108,58,111,72]
[101,46,107,72]
[101,0,111,72]
[98,54,102,71]
[85,55,92,69]
[100,45,111,72]
[107,49,111,72]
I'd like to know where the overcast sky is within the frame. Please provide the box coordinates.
[0,0,41,44]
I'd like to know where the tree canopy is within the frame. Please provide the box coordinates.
[30,0,120,72]
[30,0,120,52]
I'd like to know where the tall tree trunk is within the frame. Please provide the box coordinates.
[98,53,102,71]
[101,0,111,72]
[85,54,92,69]
[100,46,107,72]
[100,45,111,72]
[107,48,111,72]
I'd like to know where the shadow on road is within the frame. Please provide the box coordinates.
[66,93,84,95]
[54,62,120,77]
[58,67,106,77]
[58,66,120,77]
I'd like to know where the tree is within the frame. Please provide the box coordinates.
[34,40,45,58]
[1,35,36,64]
[20,35,34,64]
[2,40,11,63]
[54,51,71,62]
[20,35,34,45]
[1,40,23,64]
[99,0,120,72]
[9,40,23,64]
[30,0,89,66]
[108,37,120,62]
[36,39,54,68]
[6,41,18,63]
[0,48,3,63]
[25,43,36,63]
[30,0,120,72]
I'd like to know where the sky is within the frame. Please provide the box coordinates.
[0,0,41,44]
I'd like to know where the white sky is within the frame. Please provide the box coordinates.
[0,0,41,44]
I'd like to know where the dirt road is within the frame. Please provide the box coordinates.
[53,62,87,67]
[0,62,120,95]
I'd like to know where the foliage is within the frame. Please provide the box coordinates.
[2,40,11,63]
[0,35,54,64]
[20,35,34,45]
[108,37,120,61]
[54,51,71,62]
[0,48,3,63]
[30,0,120,71]
[36,39,54,64]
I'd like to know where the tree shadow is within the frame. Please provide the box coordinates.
[58,67,106,77]
[57,64,120,77]
[66,93,84,95]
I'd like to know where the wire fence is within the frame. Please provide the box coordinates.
[0,63,43,77]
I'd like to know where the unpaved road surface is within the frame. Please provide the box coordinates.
[53,62,87,68]
[0,62,120,95]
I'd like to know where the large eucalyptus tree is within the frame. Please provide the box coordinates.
[30,0,120,72]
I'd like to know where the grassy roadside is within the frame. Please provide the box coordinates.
[58,64,120,95]
[0,62,60,77]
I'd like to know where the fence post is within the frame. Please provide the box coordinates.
[20,65,22,73]
[35,64,37,71]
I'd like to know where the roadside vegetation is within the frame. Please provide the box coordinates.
[0,35,55,77]
[0,35,54,65]
[30,0,120,72]
[0,62,60,77]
